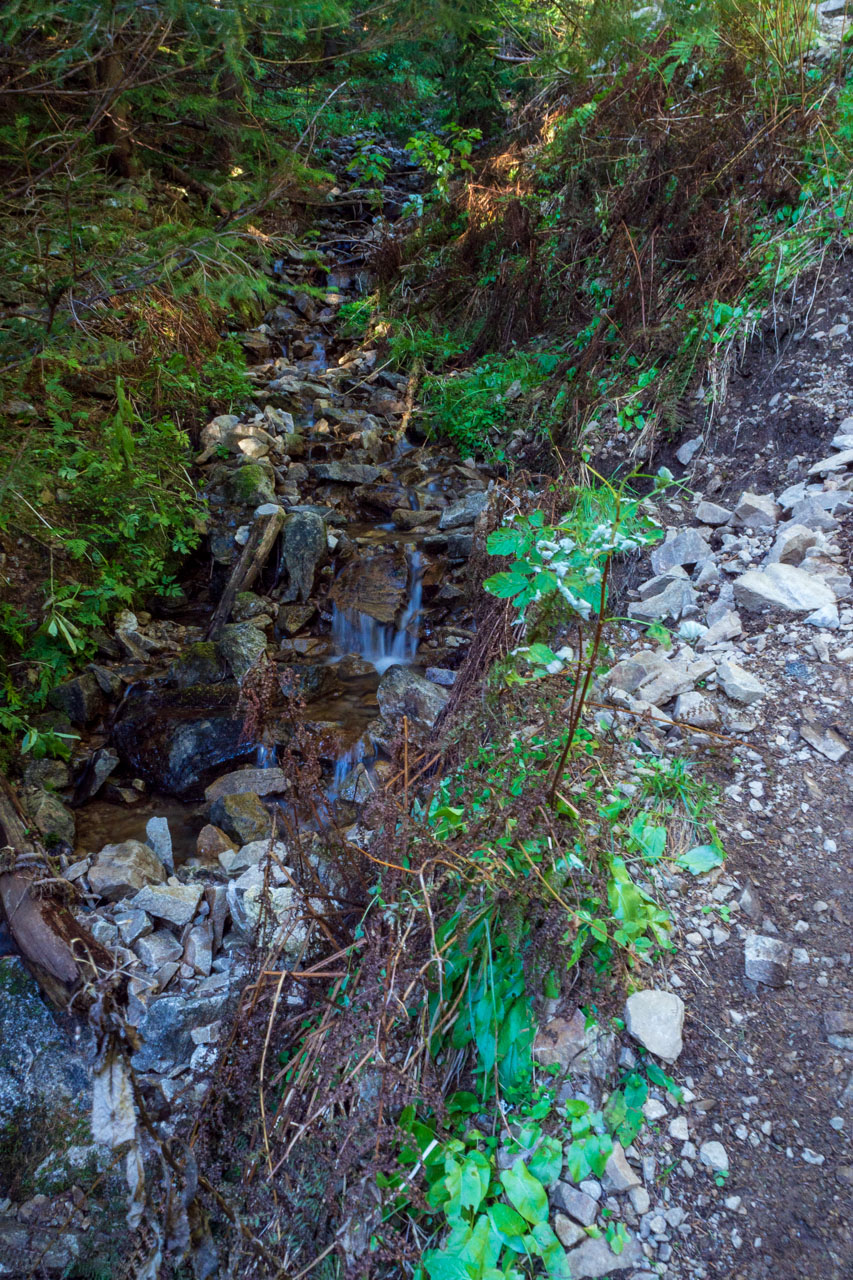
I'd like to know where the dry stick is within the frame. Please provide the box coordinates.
[206,506,285,637]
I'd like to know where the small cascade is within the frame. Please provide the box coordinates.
[330,549,423,675]
[256,743,278,769]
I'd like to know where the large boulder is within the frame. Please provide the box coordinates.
[0,959,92,1198]
[733,563,835,613]
[280,510,326,603]
[376,665,449,733]
[226,461,276,507]
[88,840,166,901]
[208,792,272,845]
[47,672,105,727]
[168,641,227,689]
[22,789,75,848]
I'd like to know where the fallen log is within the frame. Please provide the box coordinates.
[0,774,115,1010]
[206,505,286,639]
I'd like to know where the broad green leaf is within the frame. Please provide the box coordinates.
[527,1135,563,1187]
[483,570,528,599]
[526,643,558,666]
[676,844,724,875]
[487,527,526,557]
[499,1161,548,1225]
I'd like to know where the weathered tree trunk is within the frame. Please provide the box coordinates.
[0,775,114,1010]
[96,48,136,178]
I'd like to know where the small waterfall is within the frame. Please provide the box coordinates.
[256,743,278,769]
[331,549,423,675]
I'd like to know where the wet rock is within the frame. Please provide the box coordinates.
[376,665,449,733]
[22,758,69,790]
[624,990,684,1063]
[438,491,489,530]
[716,659,766,705]
[208,791,272,844]
[0,959,93,1196]
[23,789,75,847]
[650,528,711,575]
[47,672,105,727]
[232,591,273,622]
[113,684,250,796]
[216,622,267,681]
[425,667,457,687]
[732,491,780,528]
[88,840,166,901]
[196,824,236,864]
[226,461,276,507]
[354,483,409,516]
[311,461,382,485]
[130,882,203,928]
[563,1235,643,1278]
[205,768,288,802]
[277,603,317,634]
[330,552,408,625]
[744,933,790,986]
[280,510,326,603]
[392,508,440,530]
[533,1009,616,1081]
[733,564,836,613]
[607,651,694,707]
[338,763,373,803]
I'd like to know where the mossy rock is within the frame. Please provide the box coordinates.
[226,461,276,507]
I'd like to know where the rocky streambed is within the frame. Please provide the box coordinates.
[0,200,496,1270]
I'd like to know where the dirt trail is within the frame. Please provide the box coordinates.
[629,252,853,1280]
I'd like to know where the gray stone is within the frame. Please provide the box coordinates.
[114,907,152,946]
[697,610,742,649]
[280,510,326,603]
[607,651,694,707]
[226,461,276,507]
[185,922,213,975]
[533,1009,616,1081]
[799,720,849,761]
[651,528,712,575]
[47,672,105,726]
[564,1234,643,1278]
[23,789,75,847]
[88,840,166,901]
[767,523,823,566]
[338,762,373,803]
[805,603,840,629]
[438,491,489,530]
[624,990,685,1063]
[22,758,69,790]
[168,640,227,688]
[808,447,853,475]
[554,1214,585,1248]
[205,768,288,802]
[209,791,272,844]
[131,990,232,1073]
[425,667,457,687]
[733,563,836,613]
[674,690,720,728]
[215,622,267,681]
[715,659,766,705]
[675,437,703,465]
[551,1181,598,1226]
[0,958,93,1188]
[311,461,382,484]
[146,816,174,876]
[637,567,688,599]
[376,665,449,735]
[130,882,204,927]
[699,1141,729,1173]
[602,1143,641,1191]
[628,579,697,623]
[744,933,790,986]
[732,491,780,528]
[695,500,732,525]
[134,929,183,969]
[788,498,843,531]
